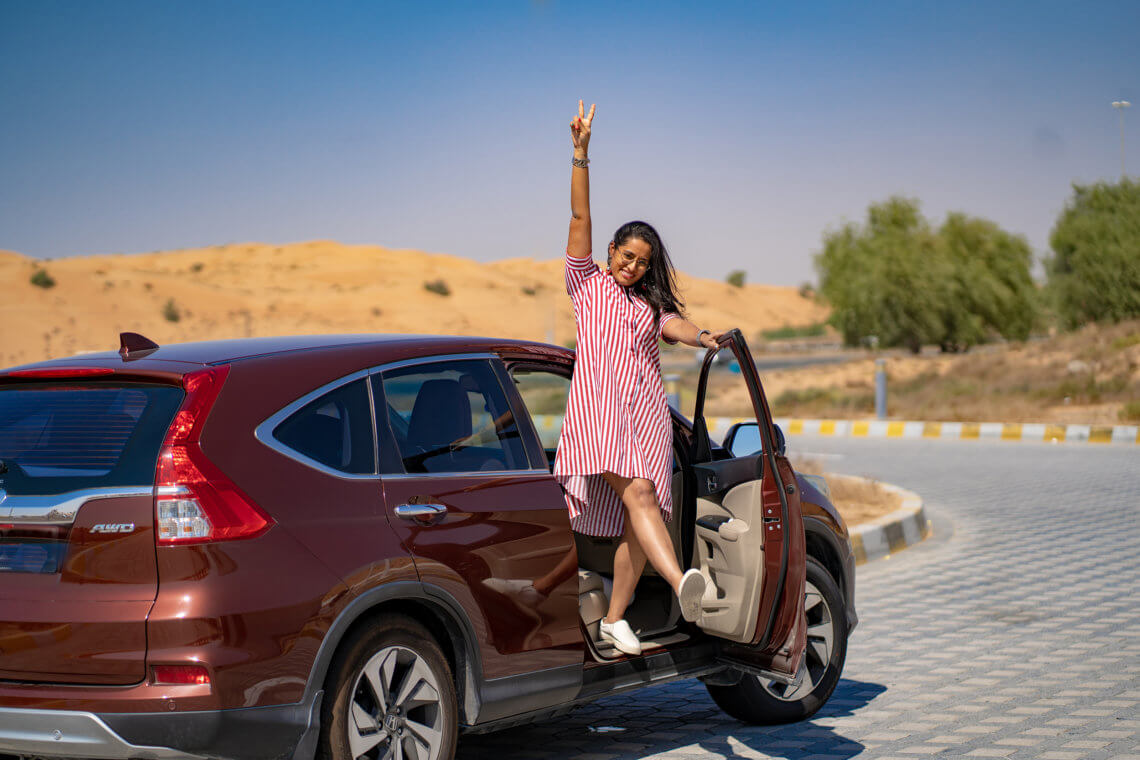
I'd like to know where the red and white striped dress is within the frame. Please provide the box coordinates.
[554,251,678,537]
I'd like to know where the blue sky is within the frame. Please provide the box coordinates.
[1,0,1137,285]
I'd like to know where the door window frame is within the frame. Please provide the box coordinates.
[502,358,574,470]
[372,354,548,477]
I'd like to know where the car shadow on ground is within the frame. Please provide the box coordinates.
[458,678,887,759]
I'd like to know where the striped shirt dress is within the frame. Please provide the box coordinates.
[553,251,679,537]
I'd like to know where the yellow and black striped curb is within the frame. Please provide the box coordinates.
[838,477,930,565]
[533,414,1139,445]
[768,418,1140,445]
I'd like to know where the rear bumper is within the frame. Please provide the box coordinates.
[0,707,201,759]
[0,696,320,760]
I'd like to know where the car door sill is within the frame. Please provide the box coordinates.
[578,641,721,700]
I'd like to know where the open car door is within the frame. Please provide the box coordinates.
[689,329,807,684]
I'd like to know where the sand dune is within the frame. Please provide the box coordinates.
[1,241,828,367]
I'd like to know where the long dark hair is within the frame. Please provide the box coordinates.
[610,220,686,319]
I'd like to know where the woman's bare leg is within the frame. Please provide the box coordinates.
[605,529,647,623]
[602,472,684,592]
[533,544,578,597]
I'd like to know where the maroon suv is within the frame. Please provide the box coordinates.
[0,330,856,760]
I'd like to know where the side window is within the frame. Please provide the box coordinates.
[510,367,571,450]
[273,378,375,475]
[378,360,529,474]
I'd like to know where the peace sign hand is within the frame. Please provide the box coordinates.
[571,100,596,153]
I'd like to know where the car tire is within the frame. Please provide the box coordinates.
[320,615,459,760]
[706,557,848,724]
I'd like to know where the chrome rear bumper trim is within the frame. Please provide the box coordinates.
[0,707,204,760]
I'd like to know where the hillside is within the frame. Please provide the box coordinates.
[0,242,828,367]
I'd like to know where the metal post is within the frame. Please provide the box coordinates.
[874,358,887,420]
[664,374,681,411]
[1113,100,1131,180]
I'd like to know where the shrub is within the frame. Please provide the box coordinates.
[725,270,746,288]
[162,299,181,322]
[1120,400,1140,422]
[1048,179,1140,328]
[798,281,815,299]
[522,286,537,296]
[190,262,204,273]
[423,279,450,296]
[30,269,55,289]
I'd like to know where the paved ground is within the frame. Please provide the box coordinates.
[459,436,1140,760]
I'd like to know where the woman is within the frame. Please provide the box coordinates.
[554,101,723,656]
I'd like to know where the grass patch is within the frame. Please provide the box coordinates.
[1119,400,1140,422]
[772,386,874,417]
[762,322,827,341]
[1111,333,1140,351]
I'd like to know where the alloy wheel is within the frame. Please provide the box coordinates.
[758,579,834,702]
[346,645,446,760]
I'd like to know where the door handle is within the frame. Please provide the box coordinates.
[393,503,448,525]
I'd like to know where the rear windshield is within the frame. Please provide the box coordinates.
[0,382,183,496]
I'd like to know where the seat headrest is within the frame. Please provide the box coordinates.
[407,379,472,451]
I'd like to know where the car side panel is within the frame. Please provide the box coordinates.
[382,474,582,679]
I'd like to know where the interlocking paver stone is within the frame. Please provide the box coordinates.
[456,438,1140,759]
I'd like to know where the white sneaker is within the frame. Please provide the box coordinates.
[599,619,642,655]
[677,569,707,622]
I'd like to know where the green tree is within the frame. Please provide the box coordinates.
[816,198,1039,353]
[815,197,948,352]
[725,270,746,288]
[1047,179,1140,328]
[938,213,1038,350]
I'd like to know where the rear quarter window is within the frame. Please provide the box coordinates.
[0,382,183,496]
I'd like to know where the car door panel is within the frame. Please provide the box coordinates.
[381,472,582,679]
[372,358,582,683]
[690,330,807,680]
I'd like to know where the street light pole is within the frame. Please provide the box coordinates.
[1112,100,1131,179]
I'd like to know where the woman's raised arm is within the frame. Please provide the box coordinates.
[567,100,596,261]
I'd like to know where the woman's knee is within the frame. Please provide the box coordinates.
[623,479,658,511]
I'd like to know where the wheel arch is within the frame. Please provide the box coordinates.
[303,581,485,727]
[802,517,857,631]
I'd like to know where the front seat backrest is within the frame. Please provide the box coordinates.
[407,379,472,455]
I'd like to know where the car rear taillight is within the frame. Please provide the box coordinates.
[154,366,273,545]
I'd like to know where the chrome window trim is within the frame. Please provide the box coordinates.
[380,469,552,480]
[2,486,153,523]
[254,353,511,480]
[254,369,381,481]
[370,353,498,375]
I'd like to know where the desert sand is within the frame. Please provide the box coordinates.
[1,242,828,367]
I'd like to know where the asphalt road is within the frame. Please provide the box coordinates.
[459,436,1140,760]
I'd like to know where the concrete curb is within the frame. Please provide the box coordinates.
[838,477,931,565]
[765,417,1140,445]
[534,414,1140,446]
